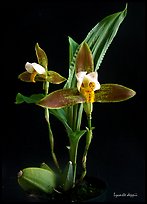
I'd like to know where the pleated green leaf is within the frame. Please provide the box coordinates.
[18,167,56,194]
[95,84,136,102]
[68,36,79,64]
[64,37,79,88]
[85,4,127,71]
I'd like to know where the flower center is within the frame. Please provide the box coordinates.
[80,82,96,102]
[30,70,37,82]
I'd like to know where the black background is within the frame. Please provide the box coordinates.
[2,0,145,202]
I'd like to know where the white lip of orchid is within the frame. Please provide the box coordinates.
[76,71,100,91]
[25,62,46,74]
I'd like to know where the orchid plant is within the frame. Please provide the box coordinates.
[16,4,136,197]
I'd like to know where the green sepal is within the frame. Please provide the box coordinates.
[95,84,136,102]
[37,88,85,109]
[60,161,73,191]
[47,71,66,84]
[75,42,94,73]
[18,71,46,83]
[18,71,66,84]
[35,43,48,69]
[18,71,33,82]
[15,93,45,104]
[18,167,56,194]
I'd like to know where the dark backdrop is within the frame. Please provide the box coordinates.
[2,0,145,202]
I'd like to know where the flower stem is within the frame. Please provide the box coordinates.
[79,103,93,182]
[69,141,78,188]
[76,103,83,130]
[44,80,61,172]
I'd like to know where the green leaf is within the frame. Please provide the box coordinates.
[18,167,56,194]
[50,109,72,133]
[15,93,45,104]
[40,162,55,173]
[85,4,127,71]
[37,88,85,109]
[68,129,86,142]
[75,42,94,73]
[47,71,66,84]
[68,36,79,64]
[64,37,79,89]
[35,43,48,69]
[95,84,136,102]
[61,161,73,191]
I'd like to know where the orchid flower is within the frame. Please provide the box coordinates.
[25,62,46,82]
[18,43,66,84]
[76,71,100,103]
[37,42,136,109]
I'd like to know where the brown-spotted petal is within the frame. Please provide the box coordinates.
[18,71,32,82]
[75,42,94,74]
[35,43,48,69]
[18,71,46,82]
[47,71,66,84]
[37,88,85,109]
[95,84,136,102]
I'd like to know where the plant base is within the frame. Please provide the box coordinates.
[26,176,107,202]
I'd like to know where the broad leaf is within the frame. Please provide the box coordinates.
[15,93,44,104]
[75,42,94,73]
[18,167,56,194]
[35,43,48,69]
[85,4,127,71]
[95,84,136,102]
[37,88,85,109]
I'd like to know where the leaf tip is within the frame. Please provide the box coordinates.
[17,170,23,178]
